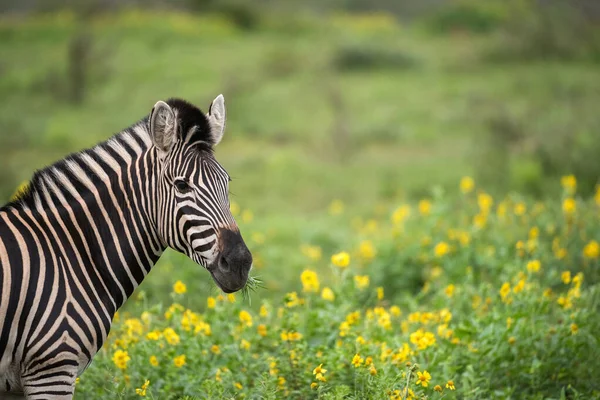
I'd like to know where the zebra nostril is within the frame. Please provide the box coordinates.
[218,254,230,272]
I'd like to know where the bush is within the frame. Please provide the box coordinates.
[471,92,600,198]
[333,42,419,71]
[187,0,261,31]
[424,0,509,34]
[486,0,600,62]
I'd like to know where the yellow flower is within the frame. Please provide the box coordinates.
[149,355,159,367]
[514,202,527,216]
[446,380,456,390]
[416,370,431,387]
[135,380,150,397]
[557,295,573,309]
[410,329,436,350]
[434,384,443,393]
[163,327,180,345]
[240,339,251,350]
[369,365,377,376]
[242,209,253,223]
[227,293,236,303]
[506,317,514,329]
[354,275,370,290]
[112,349,130,370]
[329,199,345,215]
[562,198,576,215]
[207,296,216,309]
[528,226,539,239]
[258,324,268,337]
[573,272,584,287]
[331,251,350,268]
[230,201,240,216]
[418,199,432,216]
[583,240,599,259]
[239,310,253,327]
[513,279,526,294]
[444,284,455,298]
[460,176,475,193]
[555,248,567,260]
[211,345,221,354]
[508,336,516,345]
[434,241,450,257]
[473,212,487,229]
[173,280,187,294]
[392,204,411,224]
[285,291,302,307]
[477,192,493,213]
[377,287,384,300]
[526,260,541,273]
[571,323,579,335]
[301,269,320,293]
[281,330,303,341]
[313,363,327,375]
[358,240,376,261]
[561,175,577,194]
[173,354,186,368]
[251,231,265,244]
[311,382,318,390]
[351,353,364,367]
[146,330,161,341]
[234,382,243,390]
[499,282,511,301]
[301,245,322,261]
[390,305,401,317]
[561,271,571,284]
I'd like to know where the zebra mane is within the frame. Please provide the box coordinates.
[4,121,149,211]
[4,98,216,211]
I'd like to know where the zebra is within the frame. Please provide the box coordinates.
[0,95,253,399]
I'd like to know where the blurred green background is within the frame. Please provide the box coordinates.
[1,0,599,309]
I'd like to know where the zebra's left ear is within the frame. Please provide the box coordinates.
[207,94,226,146]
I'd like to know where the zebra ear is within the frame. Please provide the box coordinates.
[150,101,177,155]
[207,94,226,146]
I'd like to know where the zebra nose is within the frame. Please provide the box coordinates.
[218,229,253,274]
[217,252,230,272]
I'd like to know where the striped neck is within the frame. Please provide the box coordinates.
[5,119,166,310]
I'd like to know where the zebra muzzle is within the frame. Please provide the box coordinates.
[208,228,253,293]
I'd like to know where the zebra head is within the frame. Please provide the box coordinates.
[148,95,252,293]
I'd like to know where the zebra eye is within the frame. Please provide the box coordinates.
[174,179,191,193]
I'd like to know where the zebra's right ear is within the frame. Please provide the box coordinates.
[150,101,177,155]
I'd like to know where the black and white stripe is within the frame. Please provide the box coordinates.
[0,96,251,399]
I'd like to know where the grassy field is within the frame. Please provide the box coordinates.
[1,7,600,399]
[75,177,600,399]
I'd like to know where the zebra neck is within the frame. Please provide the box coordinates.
[13,121,166,309]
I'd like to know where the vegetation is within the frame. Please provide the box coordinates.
[74,176,600,399]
